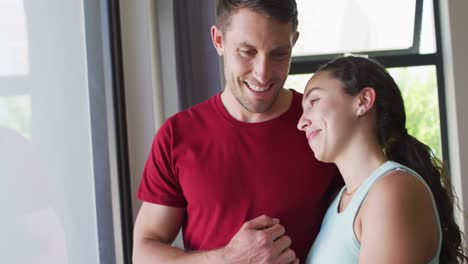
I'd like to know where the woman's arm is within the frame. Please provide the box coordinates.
[357,170,439,264]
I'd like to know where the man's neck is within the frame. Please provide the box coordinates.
[220,89,293,123]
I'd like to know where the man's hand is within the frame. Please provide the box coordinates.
[222,215,299,264]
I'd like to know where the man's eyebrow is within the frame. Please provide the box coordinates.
[272,45,292,51]
[238,42,254,48]
[237,42,291,51]
[304,87,321,99]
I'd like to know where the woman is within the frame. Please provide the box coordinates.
[297,56,467,263]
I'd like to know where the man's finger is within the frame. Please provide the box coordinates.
[264,224,286,242]
[277,248,296,264]
[243,215,279,230]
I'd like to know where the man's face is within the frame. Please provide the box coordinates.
[212,8,298,115]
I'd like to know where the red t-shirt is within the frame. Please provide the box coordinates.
[137,90,342,261]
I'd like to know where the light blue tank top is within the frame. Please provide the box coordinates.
[305,161,442,264]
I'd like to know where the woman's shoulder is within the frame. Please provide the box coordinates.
[357,169,439,262]
[363,169,435,219]
[372,169,429,199]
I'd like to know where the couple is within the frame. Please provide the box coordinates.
[133,0,467,263]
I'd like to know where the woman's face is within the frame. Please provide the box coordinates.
[297,71,360,163]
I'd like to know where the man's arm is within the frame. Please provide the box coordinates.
[133,202,222,263]
[133,202,299,264]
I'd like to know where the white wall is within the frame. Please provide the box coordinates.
[119,0,185,249]
[119,0,180,220]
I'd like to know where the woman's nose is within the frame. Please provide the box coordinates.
[297,115,310,131]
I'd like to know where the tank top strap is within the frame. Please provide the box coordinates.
[345,161,402,214]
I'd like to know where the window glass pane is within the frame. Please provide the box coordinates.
[0,95,31,139]
[0,0,29,76]
[0,1,101,263]
[286,66,441,159]
[285,73,312,94]
[420,0,436,54]
[293,0,417,56]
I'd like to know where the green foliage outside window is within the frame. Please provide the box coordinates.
[0,95,32,140]
[389,66,441,160]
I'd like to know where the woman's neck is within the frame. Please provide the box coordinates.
[335,134,387,193]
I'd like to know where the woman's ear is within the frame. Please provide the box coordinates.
[356,87,376,117]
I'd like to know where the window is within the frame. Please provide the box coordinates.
[286,0,446,161]
[0,1,119,263]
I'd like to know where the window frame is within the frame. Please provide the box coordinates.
[289,0,450,165]
[292,0,423,61]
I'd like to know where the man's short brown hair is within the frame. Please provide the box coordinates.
[216,0,298,33]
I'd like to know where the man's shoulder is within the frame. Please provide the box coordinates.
[159,94,220,133]
[291,89,305,105]
[285,89,304,117]
[169,94,218,120]
[290,88,303,97]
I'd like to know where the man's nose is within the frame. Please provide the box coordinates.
[252,55,272,85]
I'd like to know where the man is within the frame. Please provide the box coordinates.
[133,1,342,263]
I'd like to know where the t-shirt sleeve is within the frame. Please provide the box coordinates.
[136,120,187,208]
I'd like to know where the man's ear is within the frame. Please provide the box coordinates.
[292,31,300,46]
[355,87,376,117]
[211,25,224,56]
